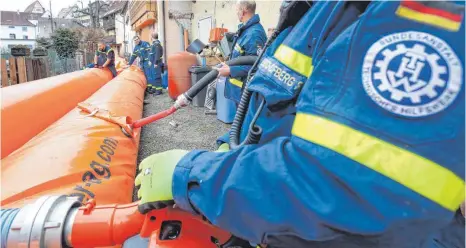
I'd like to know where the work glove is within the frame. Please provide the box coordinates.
[135,149,189,214]
[216,143,230,152]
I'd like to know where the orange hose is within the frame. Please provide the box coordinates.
[71,202,145,247]
[131,106,177,129]
[1,66,146,208]
[1,68,113,159]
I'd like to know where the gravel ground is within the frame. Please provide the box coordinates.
[136,91,230,164]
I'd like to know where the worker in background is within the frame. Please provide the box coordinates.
[214,0,267,104]
[127,35,154,94]
[215,0,267,147]
[94,41,117,78]
[149,31,164,96]
[135,1,465,248]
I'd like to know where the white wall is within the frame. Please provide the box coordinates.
[115,13,128,57]
[0,39,36,49]
[191,0,281,42]
[161,0,192,57]
[156,0,280,59]
[1,25,36,40]
[1,25,36,49]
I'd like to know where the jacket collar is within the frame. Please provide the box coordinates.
[238,14,260,32]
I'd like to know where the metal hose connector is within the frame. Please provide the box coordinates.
[2,195,81,248]
[1,208,20,248]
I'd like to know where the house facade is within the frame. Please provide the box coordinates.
[57,8,74,19]
[24,0,46,15]
[0,11,37,50]
[102,0,128,57]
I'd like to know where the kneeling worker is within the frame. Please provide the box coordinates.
[94,41,117,77]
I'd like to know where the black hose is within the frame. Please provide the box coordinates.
[183,56,258,101]
[229,31,279,149]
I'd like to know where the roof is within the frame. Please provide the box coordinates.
[102,1,127,17]
[38,17,85,28]
[0,11,36,26]
[24,0,45,13]
[57,7,72,18]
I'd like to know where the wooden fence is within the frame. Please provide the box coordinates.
[1,57,49,88]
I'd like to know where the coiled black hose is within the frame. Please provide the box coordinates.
[229,31,279,149]
[183,56,258,101]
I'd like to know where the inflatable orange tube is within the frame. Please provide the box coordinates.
[1,67,146,208]
[1,68,113,159]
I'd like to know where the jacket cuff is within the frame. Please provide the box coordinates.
[172,150,206,215]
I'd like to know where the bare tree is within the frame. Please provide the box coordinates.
[71,0,109,28]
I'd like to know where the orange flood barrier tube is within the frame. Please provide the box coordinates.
[1,68,113,159]
[1,66,146,208]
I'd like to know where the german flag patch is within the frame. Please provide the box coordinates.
[396,0,464,32]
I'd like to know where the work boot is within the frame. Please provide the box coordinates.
[146,87,155,95]
[153,89,163,96]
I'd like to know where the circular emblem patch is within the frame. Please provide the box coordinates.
[362,31,463,117]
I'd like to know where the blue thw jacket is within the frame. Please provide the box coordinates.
[129,41,150,68]
[225,14,267,103]
[174,1,465,247]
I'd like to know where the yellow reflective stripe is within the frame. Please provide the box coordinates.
[234,43,244,54]
[274,45,313,78]
[291,113,465,211]
[229,78,243,88]
[106,49,114,54]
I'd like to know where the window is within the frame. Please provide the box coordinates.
[23,35,28,39]
[22,27,27,32]
[8,26,15,28]
[9,34,16,39]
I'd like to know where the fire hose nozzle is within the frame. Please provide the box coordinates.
[174,94,190,109]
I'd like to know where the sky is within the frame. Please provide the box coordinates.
[1,0,79,16]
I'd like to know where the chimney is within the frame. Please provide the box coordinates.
[17,9,20,15]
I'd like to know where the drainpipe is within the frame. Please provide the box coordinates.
[184,29,189,51]
[159,0,167,64]
[123,14,127,56]
[180,26,185,52]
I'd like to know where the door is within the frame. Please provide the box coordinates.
[198,16,212,44]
